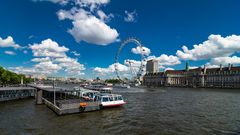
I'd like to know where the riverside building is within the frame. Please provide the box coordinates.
[143,61,240,88]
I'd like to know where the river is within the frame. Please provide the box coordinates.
[0,86,240,135]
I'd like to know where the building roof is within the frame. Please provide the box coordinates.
[165,70,185,74]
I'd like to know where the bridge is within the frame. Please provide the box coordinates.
[0,85,100,115]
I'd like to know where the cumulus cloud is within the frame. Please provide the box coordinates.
[31,57,51,62]
[29,39,69,58]
[124,10,137,22]
[94,63,129,76]
[209,56,240,65]
[157,54,181,66]
[0,36,21,49]
[26,39,86,76]
[55,1,119,45]
[9,66,36,75]
[147,54,181,66]
[131,46,151,56]
[176,34,240,60]
[35,61,62,74]
[4,51,16,56]
[55,57,85,76]
[68,15,119,45]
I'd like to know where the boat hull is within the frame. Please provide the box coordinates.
[101,102,126,108]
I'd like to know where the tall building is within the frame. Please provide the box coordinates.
[146,59,159,73]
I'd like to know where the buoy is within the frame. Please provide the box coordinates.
[79,102,87,107]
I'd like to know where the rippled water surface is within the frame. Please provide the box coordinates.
[0,86,240,135]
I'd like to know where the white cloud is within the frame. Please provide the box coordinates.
[35,61,62,74]
[34,0,69,5]
[164,67,174,71]
[68,13,119,45]
[157,54,181,66]
[189,66,199,69]
[131,46,151,56]
[176,34,240,60]
[124,10,137,22]
[54,56,85,76]
[209,56,240,65]
[97,10,113,22]
[204,63,220,68]
[9,66,36,75]
[71,51,80,56]
[75,0,110,11]
[4,51,16,56]
[31,57,51,62]
[94,63,129,76]
[56,1,119,45]
[24,39,86,76]
[147,54,181,66]
[124,59,143,74]
[29,39,69,58]
[0,36,21,49]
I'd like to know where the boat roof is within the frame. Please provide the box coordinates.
[79,88,100,93]
[96,93,122,97]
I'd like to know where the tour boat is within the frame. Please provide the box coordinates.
[74,87,126,108]
[94,93,126,108]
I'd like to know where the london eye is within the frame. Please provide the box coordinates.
[114,38,148,84]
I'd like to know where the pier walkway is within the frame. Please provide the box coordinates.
[0,87,35,102]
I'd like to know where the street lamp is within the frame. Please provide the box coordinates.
[53,78,56,105]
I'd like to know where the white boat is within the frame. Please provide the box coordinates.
[113,84,130,89]
[94,93,126,108]
[84,84,113,93]
[74,87,126,108]
[73,87,100,101]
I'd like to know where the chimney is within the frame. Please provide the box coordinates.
[220,64,222,71]
[228,63,231,70]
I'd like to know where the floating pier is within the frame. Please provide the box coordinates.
[0,85,101,115]
[29,85,100,115]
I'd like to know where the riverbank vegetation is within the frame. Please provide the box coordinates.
[0,66,33,86]
[105,79,121,84]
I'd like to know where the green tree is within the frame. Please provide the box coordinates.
[0,66,33,86]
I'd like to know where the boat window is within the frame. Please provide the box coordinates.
[117,96,123,100]
[102,97,109,102]
[114,96,118,101]
[109,96,113,101]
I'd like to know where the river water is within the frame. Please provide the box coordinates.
[0,86,240,135]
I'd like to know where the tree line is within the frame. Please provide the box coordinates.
[0,66,33,86]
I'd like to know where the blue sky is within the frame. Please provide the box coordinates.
[1,0,240,79]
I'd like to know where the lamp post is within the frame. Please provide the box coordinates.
[53,78,56,105]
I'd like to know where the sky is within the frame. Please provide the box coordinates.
[1,0,240,79]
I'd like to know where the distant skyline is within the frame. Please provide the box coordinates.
[1,0,240,79]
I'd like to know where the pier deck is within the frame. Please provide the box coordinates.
[29,84,101,115]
